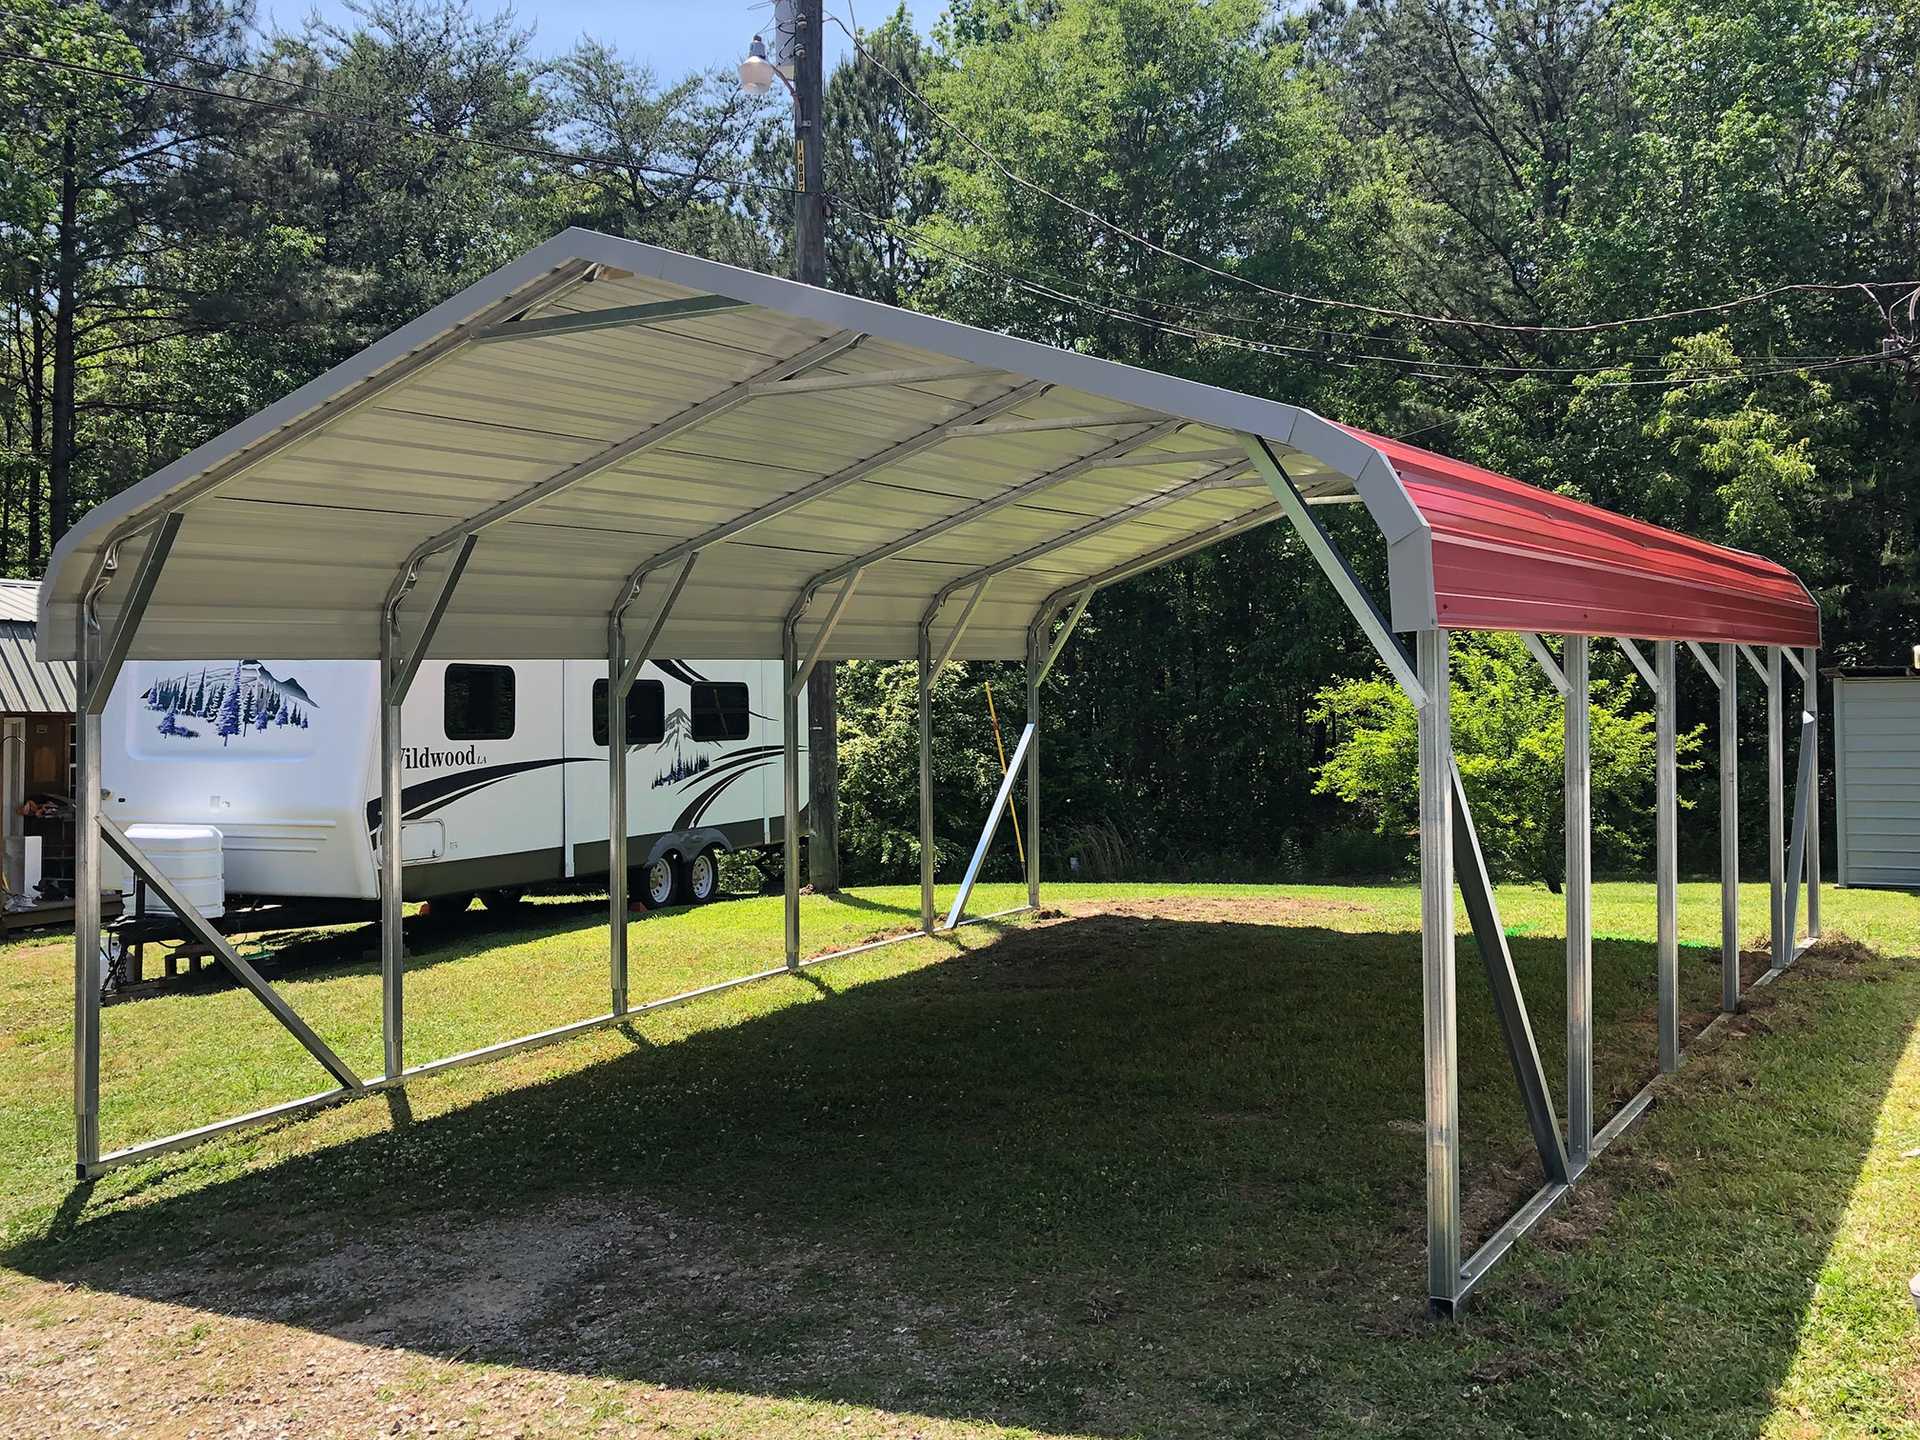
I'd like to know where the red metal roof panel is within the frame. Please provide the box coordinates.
[1345,426,1821,648]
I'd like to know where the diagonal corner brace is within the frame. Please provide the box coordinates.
[1686,640,1723,688]
[1614,636,1660,695]
[1520,632,1568,696]
[1240,433,1428,710]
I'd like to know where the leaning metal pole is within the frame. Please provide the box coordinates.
[783,615,802,970]
[1720,642,1740,1013]
[1417,628,1461,1314]
[1564,634,1592,1172]
[918,621,935,934]
[1656,640,1679,1073]
[1768,646,1786,972]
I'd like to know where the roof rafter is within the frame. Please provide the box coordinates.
[609,379,1051,619]
[925,461,1259,625]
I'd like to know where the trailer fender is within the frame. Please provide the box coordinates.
[642,828,732,869]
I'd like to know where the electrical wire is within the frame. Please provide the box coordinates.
[840,200,1883,388]
[4,19,1899,391]
[827,9,1919,338]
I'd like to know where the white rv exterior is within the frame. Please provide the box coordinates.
[102,657,805,907]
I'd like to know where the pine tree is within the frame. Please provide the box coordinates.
[215,681,242,746]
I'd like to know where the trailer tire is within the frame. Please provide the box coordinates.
[686,847,719,904]
[640,856,681,910]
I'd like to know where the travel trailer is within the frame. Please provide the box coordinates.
[101,656,805,918]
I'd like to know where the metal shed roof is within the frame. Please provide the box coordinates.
[39,229,1817,665]
[0,583,76,715]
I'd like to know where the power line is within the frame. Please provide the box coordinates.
[4,22,1892,391]
[827,10,1918,338]
[0,43,803,198]
[841,200,1878,388]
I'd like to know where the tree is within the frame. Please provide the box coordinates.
[214,674,242,745]
[837,657,1031,880]
[1,0,333,560]
[1311,632,1695,884]
[548,41,771,266]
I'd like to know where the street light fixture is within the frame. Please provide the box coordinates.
[738,34,793,96]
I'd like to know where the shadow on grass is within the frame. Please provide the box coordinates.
[12,911,1912,1438]
[122,890,776,995]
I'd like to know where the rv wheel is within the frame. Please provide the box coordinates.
[687,847,719,904]
[642,856,681,909]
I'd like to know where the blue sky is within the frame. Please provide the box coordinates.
[260,1,948,78]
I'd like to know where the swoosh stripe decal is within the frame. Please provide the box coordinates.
[691,761,768,826]
[650,659,708,687]
[367,756,591,833]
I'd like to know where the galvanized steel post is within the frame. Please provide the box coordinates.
[608,615,629,1015]
[783,616,801,970]
[379,611,406,1080]
[1025,621,1041,909]
[1804,647,1821,939]
[1720,642,1740,1012]
[1656,640,1679,1073]
[918,622,934,933]
[1563,634,1592,1170]
[1417,628,1461,1313]
[1768,646,1786,971]
[72,613,102,1175]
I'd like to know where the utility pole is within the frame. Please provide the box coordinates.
[792,2,826,289]
[792,3,842,890]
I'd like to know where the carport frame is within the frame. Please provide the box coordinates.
[56,235,1824,1320]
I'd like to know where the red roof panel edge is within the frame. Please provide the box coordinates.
[1340,425,1821,649]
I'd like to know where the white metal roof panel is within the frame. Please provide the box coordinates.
[40,230,1432,666]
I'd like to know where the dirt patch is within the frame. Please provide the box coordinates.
[0,1191,1047,1440]
[1057,896,1366,925]
[1793,932,1885,979]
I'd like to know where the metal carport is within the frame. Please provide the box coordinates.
[42,228,1824,1314]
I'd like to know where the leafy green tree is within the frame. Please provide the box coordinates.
[837,657,1031,881]
[548,41,772,267]
[1311,632,1694,885]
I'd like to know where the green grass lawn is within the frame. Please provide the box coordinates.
[1,878,1917,1438]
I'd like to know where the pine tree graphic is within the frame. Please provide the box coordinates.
[215,679,243,747]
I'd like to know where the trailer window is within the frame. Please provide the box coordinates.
[444,664,515,740]
[591,679,665,747]
[690,682,751,741]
